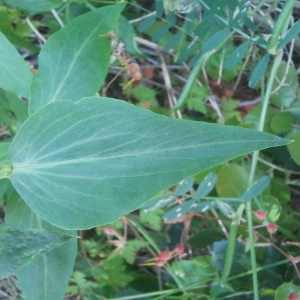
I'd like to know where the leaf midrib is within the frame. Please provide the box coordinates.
[11,138,273,170]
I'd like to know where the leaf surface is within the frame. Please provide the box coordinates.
[0,223,75,279]
[8,97,290,229]
[5,191,77,300]
[0,32,33,98]
[29,3,125,115]
[3,0,63,13]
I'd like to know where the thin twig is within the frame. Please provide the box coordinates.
[159,53,182,118]
[26,17,46,43]
[232,42,254,94]
[272,37,295,95]
[217,48,225,85]
[129,11,156,24]
[211,208,229,238]
[51,9,65,27]
[257,156,300,174]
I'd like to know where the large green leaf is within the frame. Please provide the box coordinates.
[5,190,77,300]
[29,3,125,115]
[0,32,33,98]
[7,97,289,229]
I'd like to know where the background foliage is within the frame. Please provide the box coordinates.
[0,0,300,299]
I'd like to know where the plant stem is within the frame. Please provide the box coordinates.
[267,0,297,54]
[172,52,210,110]
[247,51,283,300]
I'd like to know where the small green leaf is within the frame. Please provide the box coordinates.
[202,28,230,53]
[153,24,170,42]
[271,112,294,134]
[240,176,270,201]
[122,240,148,264]
[29,3,125,115]
[0,32,33,98]
[163,199,195,221]
[174,177,194,196]
[116,16,142,55]
[278,20,300,48]
[191,200,217,213]
[217,200,236,219]
[8,97,290,229]
[249,53,270,88]
[262,196,282,222]
[195,172,217,200]
[164,31,184,51]
[140,209,164,231]
[288,130,300,165]
[137,15,156,32]
[224,40,251,71]
[141,195,175,211]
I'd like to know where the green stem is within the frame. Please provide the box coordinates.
[110,287,180,300]
[172,52,210,110]
[267,0,297,54]
[247,51,283,300]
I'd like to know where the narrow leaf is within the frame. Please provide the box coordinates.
[191,200,217,213]
[0,32,33,98]
[201,28,230,53]
[29,3,125,115]
[224,40,251,70]
[137,15,156,32]
[174,177,194,196]
[164,32,184,51]
[8,97,290,229]
[278,20,300,48]
[195,172,217,200]
[116,16,142,55]
[141,195,175,211]
[163,199,195,221]
[5,191,77,300]
[221,203,245,281]
[240,176,270,201]
[216,200,236,219]
[249,53,270,88]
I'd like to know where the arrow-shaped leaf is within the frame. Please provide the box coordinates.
[29,3,125,115]
[7,97,290,229]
